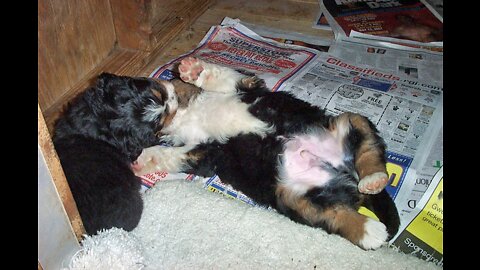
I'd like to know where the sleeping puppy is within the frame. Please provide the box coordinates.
[53,73,200,235]
[132,57,400,250]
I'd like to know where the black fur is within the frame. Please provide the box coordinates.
[238,80,329,134]
[54,73,170,161]
[53,73,172,235]
[188,134,283,206]
[182,77,400,241]
[54,136,143,233]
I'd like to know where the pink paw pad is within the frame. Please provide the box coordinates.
[358,172,389,194]
[179,57,204,83]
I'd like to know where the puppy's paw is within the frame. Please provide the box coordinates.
[240,76,265,89]
[179,57,205,84]
[358,218,388,250]
[131,145,165,176]
[132,145,191,176]
[358,172,389,194]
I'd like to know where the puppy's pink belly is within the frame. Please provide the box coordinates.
[285,166,332,186]
[282,134,344,187]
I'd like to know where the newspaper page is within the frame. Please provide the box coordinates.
[328,37,443,85]
[149,17,321,92]
[390,166,443,267]
[423,0,443,18]
[239,20,332,52]
[319,0,443,51]
[138,170,200,192]
[393,122,442,218]
[203,175,269,209]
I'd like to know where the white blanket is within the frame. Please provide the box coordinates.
[64,180,440,269]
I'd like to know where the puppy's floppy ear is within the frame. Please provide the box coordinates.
[170,78,202,107]
[128,77,152,93]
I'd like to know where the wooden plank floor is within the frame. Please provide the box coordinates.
[42,0,334,132]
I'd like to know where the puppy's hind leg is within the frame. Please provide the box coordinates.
[275,186,388,250]
[329,112,389,194]
[178,57,245,93]
[328,113,400,238]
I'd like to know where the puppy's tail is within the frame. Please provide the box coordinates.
[361,190,400,241]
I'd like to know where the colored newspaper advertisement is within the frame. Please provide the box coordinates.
[390,166,443,266]
[140,18,442,264]
[319,0,443,51]
[150,17,320,92]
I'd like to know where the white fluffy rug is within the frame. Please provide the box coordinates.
[64,179,441,269]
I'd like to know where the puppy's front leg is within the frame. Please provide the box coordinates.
[178,57,244,93]
[131,145,195,176]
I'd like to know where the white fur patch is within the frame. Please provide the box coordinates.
[358,218,388,250]
[329,115,352,141]
[161,91,274,146]
[161,80,179,112]
[143,101,166,122]
[163,57,274,146]
[133,145,193,176]
[142,81,178,122]
[194,60,244,93]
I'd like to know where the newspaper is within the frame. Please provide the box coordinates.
[328,38,443,85]
[319,0,443,51]
[423,0,443,18]
[142,18,442,263]
[393,119,442,218]
[149,17,321,91]
[390,166,443,266]
[139,170,199,193]
[240,21,332,52]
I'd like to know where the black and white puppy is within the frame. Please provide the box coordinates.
[52,73,184,235]
[132,57,400,250]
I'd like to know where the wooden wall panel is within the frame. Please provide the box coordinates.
[110,0,214,51]
[109,0,152,51]
[38,0,116,111]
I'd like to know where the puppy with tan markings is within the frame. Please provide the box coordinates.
[133,57,400,250]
